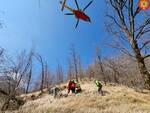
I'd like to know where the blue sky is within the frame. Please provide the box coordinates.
[0,0,117,74]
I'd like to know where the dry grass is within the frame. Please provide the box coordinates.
[3,81,150,113]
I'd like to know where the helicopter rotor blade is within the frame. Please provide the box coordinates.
[75,19,79,28]
[75,0,80,10]
[83,1,93,12]
[65,13,74,15]
[61,0,67,11]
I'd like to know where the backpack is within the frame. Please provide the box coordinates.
[76,83,81,89]
[71,82,76,88]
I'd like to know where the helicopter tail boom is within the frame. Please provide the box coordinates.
[60,0,67,11]
[60,0,74,12]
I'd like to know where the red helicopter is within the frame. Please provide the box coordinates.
[60,0,93,28]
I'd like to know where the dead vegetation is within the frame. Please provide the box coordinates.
[3,81,150,113]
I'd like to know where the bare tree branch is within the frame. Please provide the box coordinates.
[140,40,150,50]
[106,14,122,28]
[134,7,141,17]
[143,54,150,59]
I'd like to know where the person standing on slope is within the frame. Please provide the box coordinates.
[94,79,104,96]
[67,79,76,94]
[76,82,82,93]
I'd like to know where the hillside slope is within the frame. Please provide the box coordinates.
[4,82,150,113]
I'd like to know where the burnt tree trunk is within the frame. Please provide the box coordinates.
[132,40,150,89]
[98,56,107,85]
[41,63,44,93]
[26,65,32,94]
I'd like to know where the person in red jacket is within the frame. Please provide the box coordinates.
[67,80,76,94]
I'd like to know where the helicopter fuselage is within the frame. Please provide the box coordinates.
[73,10,91,22]
[64,5,91,22]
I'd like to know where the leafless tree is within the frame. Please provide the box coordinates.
[45,69,54,88]
[56,63,63,84]
[67,58,73,80]
[70,45,78,82]
[43,62,48,88]
[105,58,120,84]
[78,56,85,79]
[95,47,107,85]
[1,51,32,111]
[86,64,95,80]
[34,53,44,93]
[25,51,33,94]
[106,0,150,89]
[0,49,15,95]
